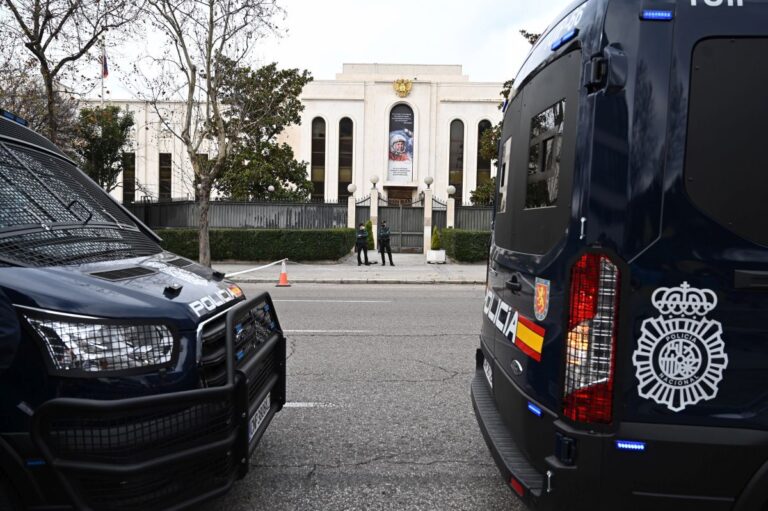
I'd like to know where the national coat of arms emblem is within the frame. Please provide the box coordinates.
[393,79,413,98]
[632,282,728,412]
[534,278,550,321]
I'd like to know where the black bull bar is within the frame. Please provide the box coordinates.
[29,293,286,511]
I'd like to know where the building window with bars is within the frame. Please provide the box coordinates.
[449,119,464,202]
[159,153,172,201]
[338,117,353,199]
[122,152,136,204]
[311,118,326,201]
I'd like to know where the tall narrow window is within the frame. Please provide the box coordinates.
[338,117,353,199]
[476,120,492,190]
[159,153,172,201]
[122,152,135,204]
[311,118,326,201]
[449,120,464,202]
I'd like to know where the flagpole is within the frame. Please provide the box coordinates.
[100,37,105,107]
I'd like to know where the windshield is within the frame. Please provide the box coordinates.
[0,141,161,267]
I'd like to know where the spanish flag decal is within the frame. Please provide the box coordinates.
[515,315,545,362]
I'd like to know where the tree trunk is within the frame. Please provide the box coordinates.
[41,69,58,145]
[198,189,211,267]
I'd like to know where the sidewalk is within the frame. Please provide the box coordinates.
[214,253,486,285]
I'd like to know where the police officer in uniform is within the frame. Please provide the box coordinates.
[356,223,370,266]
[378,220,394,266]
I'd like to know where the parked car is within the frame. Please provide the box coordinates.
[0,111,286,510]
[472,1,768,510]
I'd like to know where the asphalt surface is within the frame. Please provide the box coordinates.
[195,284,524,511]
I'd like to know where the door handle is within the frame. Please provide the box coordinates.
[506,275,522,293]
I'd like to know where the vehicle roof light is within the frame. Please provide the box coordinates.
[551,29,579,52]
[641,10,674,21]
[616,440,646,452]
[0,109,28,127]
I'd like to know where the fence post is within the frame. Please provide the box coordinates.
[423,187,433,256]
[370,187,379,250]
[347,195,357,229]
[447,197,455,228]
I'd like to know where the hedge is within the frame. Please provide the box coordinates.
[442,229,491,262]
[157,228,356,261]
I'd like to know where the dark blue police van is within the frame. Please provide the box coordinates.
[473,0,768,509]
[0,113,286,510]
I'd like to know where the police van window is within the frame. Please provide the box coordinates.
[495,51,580,255]
[497,137,511,214]
[686,38,768,247]
[525,100,565,209]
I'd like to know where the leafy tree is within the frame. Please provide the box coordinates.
[431,225,442,250]
[1,0,142,144]
[478,32,541,170]
[141,0,283,266]
[470,176,496,206]
[74,106,134,193]
[216,59,313,201]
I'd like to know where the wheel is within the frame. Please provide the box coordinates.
[0,472,21,511]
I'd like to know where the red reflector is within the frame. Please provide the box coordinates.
[509,476,525,497]
[567,253,601,330]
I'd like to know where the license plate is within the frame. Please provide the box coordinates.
[483,358,493,389]
[248,394,271,443]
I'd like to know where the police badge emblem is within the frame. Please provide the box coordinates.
[632,282,728,412]
[534,278,550,321]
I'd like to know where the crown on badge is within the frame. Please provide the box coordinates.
[651,282,718,317]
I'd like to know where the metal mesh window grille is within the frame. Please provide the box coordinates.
[25,316,175,373]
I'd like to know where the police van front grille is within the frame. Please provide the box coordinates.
[199,302,280,388]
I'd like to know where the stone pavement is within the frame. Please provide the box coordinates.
[214,253,486,285]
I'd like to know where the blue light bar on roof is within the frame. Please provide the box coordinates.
[527,402,543,417]
[616,440,646,452]
[1,109,28,127]
[551,29,579,52]
[641,9,674,21]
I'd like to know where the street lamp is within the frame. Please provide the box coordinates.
[447,185,456,196]
[347,183,357,194]
[424,176,434,189]
[267,185,275,193]
[370,175,380,189]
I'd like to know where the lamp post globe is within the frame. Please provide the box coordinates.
[347,183,357,194]
[267,185,275,193]
[370,175,380,189]
[424,176,434,189]
[447,185,456,196]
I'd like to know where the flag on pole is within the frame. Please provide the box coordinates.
[99,48,109,79]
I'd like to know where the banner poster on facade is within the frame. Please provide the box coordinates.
[388,108,414,182]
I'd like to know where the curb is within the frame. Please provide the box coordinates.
[231,278,485,285]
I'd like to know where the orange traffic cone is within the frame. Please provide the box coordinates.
[276,260,291,287]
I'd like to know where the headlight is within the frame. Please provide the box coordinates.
[23,311,176,373]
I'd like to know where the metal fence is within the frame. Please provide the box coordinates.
[127,201,349,230]
[455,206,494,231]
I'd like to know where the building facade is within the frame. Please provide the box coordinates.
[93,64,503,205]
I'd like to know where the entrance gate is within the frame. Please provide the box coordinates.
[379,197,424,253]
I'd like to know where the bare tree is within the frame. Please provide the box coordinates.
[140,0,281,266]
[0,0,142,144]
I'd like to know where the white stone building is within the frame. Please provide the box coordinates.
[94,63,503,205]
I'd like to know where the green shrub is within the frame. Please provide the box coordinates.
[442,229,491,262]
[157,228,356,261]
[365,220,374,250]
[431,225,442,250]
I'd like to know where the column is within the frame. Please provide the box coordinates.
[447,197,455,228]
[347,195,357,229]
[370,187,379,251]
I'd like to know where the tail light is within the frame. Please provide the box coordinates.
[563,253,621,424]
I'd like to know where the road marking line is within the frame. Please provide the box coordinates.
[273,300,392,303]
[284,329,373,333]
[284,402,336,408]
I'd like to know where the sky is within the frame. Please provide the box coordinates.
[105,0,573,99]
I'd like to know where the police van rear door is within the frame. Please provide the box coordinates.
[621,0,768,432]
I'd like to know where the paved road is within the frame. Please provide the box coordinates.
[195,284,523,511]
